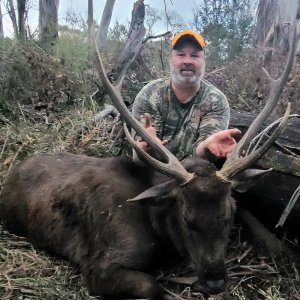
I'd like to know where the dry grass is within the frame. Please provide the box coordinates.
[0,226,95,300]
[0,104,125,186]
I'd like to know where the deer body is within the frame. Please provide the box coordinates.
[1,152,235,299]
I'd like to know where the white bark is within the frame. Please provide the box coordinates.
[0,0,4,38]
[252,0,300,52]
[39,0,59,47]
[6,0,18,37]
[88,0,93,46]
[97,0,116,47]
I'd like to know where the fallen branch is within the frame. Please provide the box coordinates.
[238,207,299,260]
[163,287,186,300]
[276,184,300,227]
[108,0,146,86]
[94,104,120,122]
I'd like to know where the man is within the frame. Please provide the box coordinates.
[132,29,240,161]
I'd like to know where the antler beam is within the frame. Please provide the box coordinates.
[218,22,297,180]
[93,35,195,185]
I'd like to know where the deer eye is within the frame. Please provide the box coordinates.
[183,216,197,231]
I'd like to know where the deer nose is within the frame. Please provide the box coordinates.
[201,259,227,294]
[206,278,225,292]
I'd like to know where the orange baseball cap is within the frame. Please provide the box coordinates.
[171,29,206,49]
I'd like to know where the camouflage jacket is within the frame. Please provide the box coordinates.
[132,77,230,160]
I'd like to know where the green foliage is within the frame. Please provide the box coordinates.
[105,21,129,63]
[0,26,97,120]
[57,25,91,71]
[0,38,37,116]
[193,0,258,68]
[108,21,129,44]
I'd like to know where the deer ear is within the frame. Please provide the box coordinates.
[127,180,177,201]
[231,168,272,193]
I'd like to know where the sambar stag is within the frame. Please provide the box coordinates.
[0,25,296,300]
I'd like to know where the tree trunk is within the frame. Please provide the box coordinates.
[230,110,300,238]
[94,0,146,105]
[88,0,93,48]
[252,0,300,53]
[0,0,4,38]
[39,0,59,51]
[109,0,146,87]
[6,0,18,38]
[17,0,27,43]
[97,0,116,47]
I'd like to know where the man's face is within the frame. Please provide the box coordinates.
[170,45,205,87]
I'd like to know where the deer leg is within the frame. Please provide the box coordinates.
[86,264,174,300]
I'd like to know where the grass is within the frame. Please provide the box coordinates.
[0,225,95,299]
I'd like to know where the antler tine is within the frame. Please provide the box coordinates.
[93,34,195,185]
[218,22,297,181]
[123,124,195,184]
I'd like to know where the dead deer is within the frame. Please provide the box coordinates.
[0,23,296,300]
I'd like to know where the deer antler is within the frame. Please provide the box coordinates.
[217,22,297,181]
[93,35,195,185]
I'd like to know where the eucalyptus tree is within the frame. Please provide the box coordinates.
[6,0,28,41]
[252,0,300,52]
[17,0,27,43]
[0,0,3,38]
[6,0,18,37]
[39,0,59,50]
[88,0,93,47]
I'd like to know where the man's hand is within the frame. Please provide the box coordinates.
[195,128,241,159]
[136,113,168,152]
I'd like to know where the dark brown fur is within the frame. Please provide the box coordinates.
[0,152,235,299]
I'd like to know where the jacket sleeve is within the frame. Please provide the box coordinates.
[192,92,230,155]
[131,81,166,164]
[132,82,165,140]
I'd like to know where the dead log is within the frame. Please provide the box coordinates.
[230,109,300,239]
[93,0,146,106]
[238,206,299,260]
[108,0,146,86]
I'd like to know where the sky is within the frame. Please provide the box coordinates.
[61,0,198,32]
[1,0,198,37]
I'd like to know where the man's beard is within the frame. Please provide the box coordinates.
[170,63,205,87]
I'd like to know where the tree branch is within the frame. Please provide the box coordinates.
[142,30,172,44]
[108,0,146,87]
[238,207,299,261]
